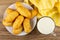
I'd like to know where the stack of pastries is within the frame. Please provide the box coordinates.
[2,2,38,34]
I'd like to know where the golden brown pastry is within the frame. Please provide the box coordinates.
[23,18,32,33]
[2,20,12,26]
[4,11,19,23]
[15,2,31,18]
[31,8,38,18]
[12,15,24,34]
[13,15,24,29]
[12,25,23,34]
[15,2,23,7]
[6,8,14,14]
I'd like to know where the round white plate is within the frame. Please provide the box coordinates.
[3,2,37,36]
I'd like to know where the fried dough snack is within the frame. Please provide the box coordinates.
[15,2,31,18]
[12,25,23,34]
[31,8,38,18]
[29,0,58,16]
[13,15,24,29]
[4,11,19,23]
[12,15,24,34]
[6,8,14,14]
[2,20,12,26]
[23,18,32,33]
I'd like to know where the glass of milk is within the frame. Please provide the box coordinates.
[37,16,56,36]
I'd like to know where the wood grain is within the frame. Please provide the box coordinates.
[0,0,60,40]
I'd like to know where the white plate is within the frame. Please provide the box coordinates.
[3,2,37,36]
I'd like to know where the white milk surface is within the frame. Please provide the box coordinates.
[37,17,55,35]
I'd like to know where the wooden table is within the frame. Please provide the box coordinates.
[0,0,60,40]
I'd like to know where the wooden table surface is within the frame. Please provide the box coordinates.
[0,0,60,40]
